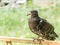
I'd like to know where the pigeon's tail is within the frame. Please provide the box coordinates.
[45,31,58,40]
[49,32,58,40]
[53,31,58,37]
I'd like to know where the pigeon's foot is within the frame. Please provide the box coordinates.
[32,36,45,44]
[33,37,44,42]
[37,38,44,42]
[33,38,44,44]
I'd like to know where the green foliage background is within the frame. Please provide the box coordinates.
[0,0,60,45]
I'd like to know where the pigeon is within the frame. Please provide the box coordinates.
[27,10,58,40]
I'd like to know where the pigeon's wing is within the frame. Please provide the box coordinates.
[37,18,58,40]
[36,18,47,30]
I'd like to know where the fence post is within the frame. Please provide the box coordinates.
[6,41,12,45]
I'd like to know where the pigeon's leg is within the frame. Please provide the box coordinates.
[33,36,44,42]
[36,33,44,41]
[33,36,44,44]
[37,36,44,42]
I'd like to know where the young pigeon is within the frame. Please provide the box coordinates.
[27,10,58,40]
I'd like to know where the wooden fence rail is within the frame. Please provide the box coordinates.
[0,36,60,45]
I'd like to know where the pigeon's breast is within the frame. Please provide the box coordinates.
[28,18,39,29]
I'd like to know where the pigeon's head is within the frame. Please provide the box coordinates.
[27,10,38,17]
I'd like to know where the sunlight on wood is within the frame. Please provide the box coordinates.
[0,36,60,45]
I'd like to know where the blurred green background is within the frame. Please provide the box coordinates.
[0,0,60,45]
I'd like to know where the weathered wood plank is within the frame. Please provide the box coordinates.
[0,36,60,45]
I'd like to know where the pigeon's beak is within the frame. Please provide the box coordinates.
[27,12,31,16]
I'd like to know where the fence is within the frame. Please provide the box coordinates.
[0,36,60,45]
